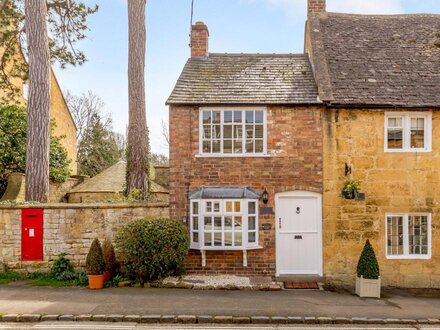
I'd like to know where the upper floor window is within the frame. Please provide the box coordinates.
[385,112,432,152]
[199,108,267,156]
[386,213,431,259]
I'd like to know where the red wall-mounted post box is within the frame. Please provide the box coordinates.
[21,208,43,261]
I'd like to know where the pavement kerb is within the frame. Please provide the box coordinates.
[0,314,439,325]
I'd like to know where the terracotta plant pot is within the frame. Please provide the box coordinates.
[88,274,104,289]
[103,271,112,283]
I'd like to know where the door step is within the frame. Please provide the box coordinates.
[276,275,324,282]
[283,281,319,290]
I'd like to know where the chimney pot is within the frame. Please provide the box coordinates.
[308,0,326,15]
[190,21,209,58]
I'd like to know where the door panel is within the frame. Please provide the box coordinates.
[276,193,322,276]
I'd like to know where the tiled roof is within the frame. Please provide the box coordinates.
[167,54,320,105]
[188,186,261,199]
[308,13,440,107]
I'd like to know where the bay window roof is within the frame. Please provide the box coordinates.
[189,186,261,200]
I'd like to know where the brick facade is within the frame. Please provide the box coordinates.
[169,105,323,276]
[190,22,209,58]
[307,0,326,15]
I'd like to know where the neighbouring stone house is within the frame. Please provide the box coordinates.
[168,0,440,287]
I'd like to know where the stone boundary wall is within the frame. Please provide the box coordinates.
[0,202,169,271]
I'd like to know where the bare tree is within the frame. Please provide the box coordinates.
[161,119,169,147]
[127,0,149,196]
[24,0,50,202]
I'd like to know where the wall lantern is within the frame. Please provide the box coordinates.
[261,187,269,204]
[344,163,352,176]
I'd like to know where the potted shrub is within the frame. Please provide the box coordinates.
[356,239,380,298]
[85,238,105,289]
[342,179,361,199]
[102,237,116,282]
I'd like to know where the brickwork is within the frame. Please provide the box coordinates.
[308,0,326,15]
[190,22,209,58]
[0,203,169,271]
[323,109,440,288]
[169,105,323,275]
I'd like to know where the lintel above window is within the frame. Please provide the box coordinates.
[384,112,432,152]
[198,107,268,157]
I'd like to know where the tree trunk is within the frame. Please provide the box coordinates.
[127,0,149,196]
[24,0,50,202]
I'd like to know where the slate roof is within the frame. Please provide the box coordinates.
[188,186,261,200]
[308,13,440,107]
[167,54,320,105]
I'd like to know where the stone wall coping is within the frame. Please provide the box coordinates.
[0,202,169,210]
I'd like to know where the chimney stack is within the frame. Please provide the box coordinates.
[190,21,209,58]
[308,0,326,15]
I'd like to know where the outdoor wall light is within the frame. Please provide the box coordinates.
[345,163,352,176]
[262,187,269,204]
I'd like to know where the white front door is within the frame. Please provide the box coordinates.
[275,191,322,276]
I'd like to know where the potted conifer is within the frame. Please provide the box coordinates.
[86,238,105,289]
[102,237,116,282]
[356,239,381,298]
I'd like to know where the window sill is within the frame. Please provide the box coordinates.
[195,154,271,158]
[384,149,432,153]
[190,245,263,251]
[386,255,431,260]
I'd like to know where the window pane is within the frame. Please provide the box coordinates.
[224,140,232,154]
[255,111,264,123]
[214,232,222,246]
[192,216,198,230]
[203,125,211,139]
[387,128,403,149]
[246,125,254,138]
[248,232,256,243]
[192,202,199,215]
[245,111,254,123]
[224,216,232,229]
[212,140,221,153]
[226,202,232,213]
[203,111,211,124]
[245,140,254,153]
[234,216,242,230]
[387,216,403,255]
[214,202,220,213]
[223,125,232,139]
[409,215,428,255]
[248,202,256,215]
[234,125,242,139]
[234,232,242,246]
[225,232,232,246]
[224,111,232,123]
[234,201,241,212]
[206,202,212,212]
[214,217,222,230]
[203,141,211,153]
[213,125,221,138]
[234,140,242,153]
[388,117,402,127]
[213,111,221,123]
[255,125,264,138]
[204,216,212,230]
[204,232,212,246]
[249,216,256,230]
[410,118,425,148]
[193,232,199,243]
[255,140,263,153]
[234,111,242,123]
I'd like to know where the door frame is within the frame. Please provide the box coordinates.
[275,191,323,277]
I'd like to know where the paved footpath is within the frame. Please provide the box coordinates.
[0,285,440,325]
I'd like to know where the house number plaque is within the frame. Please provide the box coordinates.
[262,223,272,230]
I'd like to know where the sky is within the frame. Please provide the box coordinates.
[53,0,440,157]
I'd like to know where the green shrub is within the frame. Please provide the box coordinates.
[51,253,76,281]
[85,238,105,275]
[356,239,380,279]
[115,218,189,287]
[102,237,116,273]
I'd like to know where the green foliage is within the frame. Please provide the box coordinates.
[0,105,71,197]
[74,271,88,286]
[341,178,361,198]
[104,273,123,288]
[115,218,190,287]
[50,253,76,281]
[0,1,98,102]
[85,238,105,275]
[356,239,380,279]
[102,237,116,273]
[77,113,121,177]
[0,272,21,285]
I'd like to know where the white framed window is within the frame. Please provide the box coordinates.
[190,199,259,250]
[199,107,267,157]
[385,213,431,259]
[384,112,432,152]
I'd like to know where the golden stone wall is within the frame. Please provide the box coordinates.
[323,109,440,288]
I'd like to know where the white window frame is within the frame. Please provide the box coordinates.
[198,107,268,157]
[385,213,432,260]
[384,112,432,152]
[189,199,260,251]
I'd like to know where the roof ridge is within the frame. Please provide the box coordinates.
[324,12,440,18]
[208,53,307,57]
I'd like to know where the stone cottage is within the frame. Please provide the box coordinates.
[167,0,440,287]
